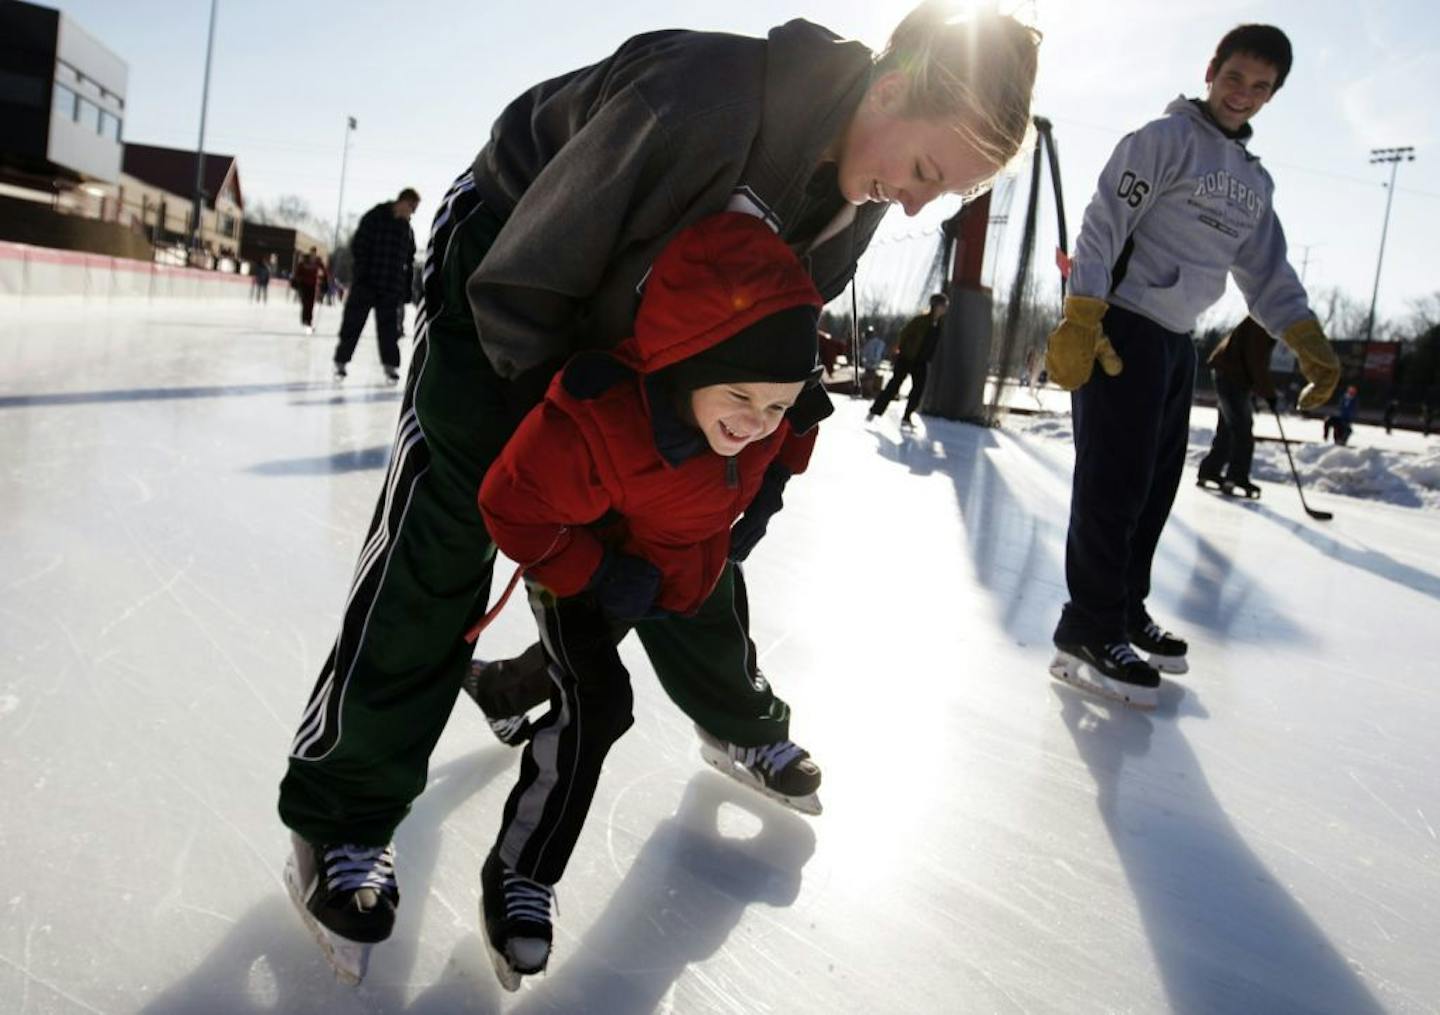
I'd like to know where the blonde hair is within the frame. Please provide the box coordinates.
[878,2,1041,191]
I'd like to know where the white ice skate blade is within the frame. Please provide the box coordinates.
[478,897,547,992]
[283,854,371,984]
[1048,652,1158,711]
[698,743,823,816]
[1144,652,1189,675]
[485,935,523,993]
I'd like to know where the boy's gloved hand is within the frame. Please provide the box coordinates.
[728,464,791,563]
[588,549,662,622]
[1044,296,1124,389]
[1280,319,1341,410]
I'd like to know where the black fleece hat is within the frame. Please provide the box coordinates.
[666,305,822,392]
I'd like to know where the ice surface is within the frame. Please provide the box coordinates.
[1,300,1437,1014]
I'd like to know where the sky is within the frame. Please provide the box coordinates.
[52,0,1440,334]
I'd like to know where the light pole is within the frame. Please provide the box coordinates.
[191,0,218,260]
[1294,242,1322,284]
[332,117,357,259]
[1364,146,1415,343]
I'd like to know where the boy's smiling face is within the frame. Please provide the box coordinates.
[1204,52,1279,133]
[689,380,805,456]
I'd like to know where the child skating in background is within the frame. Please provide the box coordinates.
[475,213,827,990]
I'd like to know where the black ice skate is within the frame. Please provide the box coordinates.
[1195,468,1224,491]
[332,362,347,381]
[1220,478,1261,500]
[696,725,823,815]
[480,849,554,992]
[1127,617,1189,674]
[1049,641,1160,710]
[283,833,399,983]
[461,657,545,747]
[383,366,401,385]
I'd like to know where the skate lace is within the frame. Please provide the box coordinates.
[1141,621,1169,643]
[737,740,804,777]
[322,843,397,895]
[503,869,555,927]
[1104,642,1144,668]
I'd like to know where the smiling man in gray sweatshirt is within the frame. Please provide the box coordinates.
[1043,24,1340,709]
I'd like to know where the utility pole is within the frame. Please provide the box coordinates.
[1364,146,1415,343]
[190,0,218,261]
[333,117,357,259]
[1294,242,1321,284]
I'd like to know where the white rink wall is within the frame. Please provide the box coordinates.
[0,239,252,302]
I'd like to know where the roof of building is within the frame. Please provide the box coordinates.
[121,143,241,210]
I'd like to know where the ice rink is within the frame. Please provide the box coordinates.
[2,299,1437,1014]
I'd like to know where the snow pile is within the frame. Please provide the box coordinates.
[1280,443,1440,509]
[1002,411,1440,512]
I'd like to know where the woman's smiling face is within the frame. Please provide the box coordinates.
[832,70,999,218]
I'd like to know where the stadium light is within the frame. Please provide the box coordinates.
[1364,146,1415,343]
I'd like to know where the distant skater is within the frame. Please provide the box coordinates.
[1323,385,1358,445]
[290,248,328,335]
[333,188,419,384]
[1196,316,1276,499]
[867,292,948,426]
[251,257,270,302]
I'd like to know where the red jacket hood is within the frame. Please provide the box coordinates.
[612,212,823,375]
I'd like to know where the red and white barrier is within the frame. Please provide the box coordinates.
[0,240,252,301]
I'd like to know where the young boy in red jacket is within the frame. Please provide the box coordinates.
[475,213,827,989]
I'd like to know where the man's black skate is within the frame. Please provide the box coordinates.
[696,725,823,815]
[1195,468,1224,491]
[283,833,399,983]
[480,849,554,992]
[460,654,551,747]
[1049,641,1160,710]
[1127,617,1189,674]
[1220,478,1261,500]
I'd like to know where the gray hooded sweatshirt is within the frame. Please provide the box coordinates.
[465,21,888,380]
[1069,96,1312,338]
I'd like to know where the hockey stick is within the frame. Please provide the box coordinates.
[1271,405,1332,521]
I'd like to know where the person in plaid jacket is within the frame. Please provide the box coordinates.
[333,188,419,382]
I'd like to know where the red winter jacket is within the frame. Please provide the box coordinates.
[480,213,824,615]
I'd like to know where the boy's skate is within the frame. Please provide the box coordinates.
[480,849,554,992]
[283,833,399,984]
[1126,617,1190,674]
[696,725,823,815]
[1049,641,1160,710]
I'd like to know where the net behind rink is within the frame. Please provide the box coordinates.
[838,116,1069,424]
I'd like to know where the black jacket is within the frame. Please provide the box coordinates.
[350,202,416,299]
[466,19,888,380]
